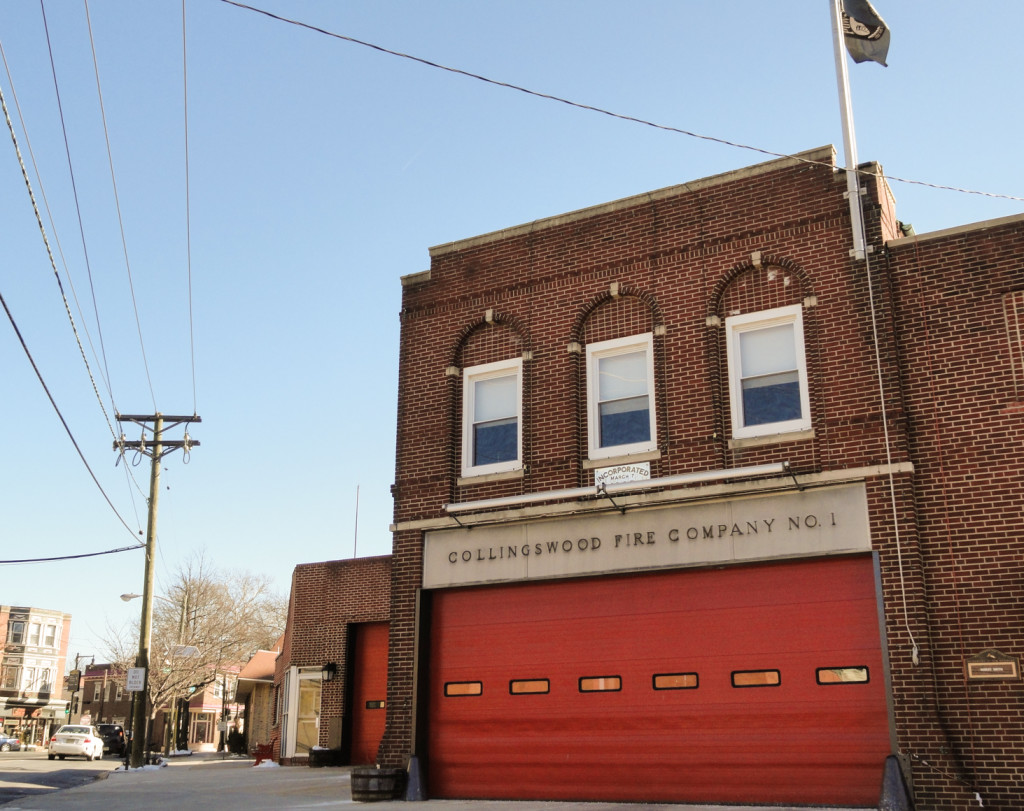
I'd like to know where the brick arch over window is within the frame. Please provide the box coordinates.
[708,256,813,317]
[447,311,531,370]
[706,256,821,467]
[570,287,666,484]
[445,313,531,499]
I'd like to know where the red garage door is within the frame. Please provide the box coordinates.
[350,622,389,764]
[427,555,890,806]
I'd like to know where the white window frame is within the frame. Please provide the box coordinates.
[725,304,811,439]
[461,358,523,478]
[280,666,322,759]
[586,333,657,460]
[279,670,291,756]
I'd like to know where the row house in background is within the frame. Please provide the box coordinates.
[76,662,241,753]
[144,664,241,753]
[271,555,390,765]
[73,663,129,727]
[0,605,71,746]
[184,663,241,752]
[377,146,1024,810]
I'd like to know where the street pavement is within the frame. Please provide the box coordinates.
[0,752,872,810]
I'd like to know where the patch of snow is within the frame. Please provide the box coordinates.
[109,762,166,773]
[253,760,280,768]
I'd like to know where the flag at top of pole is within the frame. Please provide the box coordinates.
[841,0,890,66]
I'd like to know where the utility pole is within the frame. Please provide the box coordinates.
[115,413,200,768]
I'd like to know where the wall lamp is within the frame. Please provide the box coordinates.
[321,662,338,682]
[444,462,792,515]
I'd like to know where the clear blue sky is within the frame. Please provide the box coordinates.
[1,1,1020,665]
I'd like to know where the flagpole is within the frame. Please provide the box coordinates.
[830,0,868,261]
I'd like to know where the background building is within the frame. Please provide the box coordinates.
[380,146,1023,810]
[0,605,71,746]
[75,663,129,728]
[234,644,281,755]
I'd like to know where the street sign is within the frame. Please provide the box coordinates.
[67,669,81,692]
[126,667,146,692]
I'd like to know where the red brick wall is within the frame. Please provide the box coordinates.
[385,146,1024,809]
[273,555,390,763]
[886,221,1024,811]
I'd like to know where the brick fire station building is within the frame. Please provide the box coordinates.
[374,145,1024,809]
[273,555,390,765]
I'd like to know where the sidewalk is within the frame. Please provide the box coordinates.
[0,752,870,811]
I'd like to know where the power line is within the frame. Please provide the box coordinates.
[0,286,143,542]
[1,39,151,513]
[0,48,119,440]
[182,0,198,416]
[84,0,158,412]
[0,39,119,416]
[39,1,118,401]
[0,544,144,565]
[220,0,1024,205]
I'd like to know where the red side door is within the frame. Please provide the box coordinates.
[350,622,389,764]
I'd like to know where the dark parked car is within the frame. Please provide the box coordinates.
[95,724,126,756]
[0,734,21,752]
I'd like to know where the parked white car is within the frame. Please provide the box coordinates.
[48,725,104,761]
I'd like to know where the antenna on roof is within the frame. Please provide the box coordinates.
[353,485,360,558]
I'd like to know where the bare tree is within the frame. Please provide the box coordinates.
[104,552,287,752]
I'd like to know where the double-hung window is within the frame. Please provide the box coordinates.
[462,358,522,477]
[586,334,656,460]
[1,666,19,690]
[726,304,811,439]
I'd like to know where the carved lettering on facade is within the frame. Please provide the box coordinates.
[423,484,871,589]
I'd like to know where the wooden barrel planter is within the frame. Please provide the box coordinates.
[351,767,406,802]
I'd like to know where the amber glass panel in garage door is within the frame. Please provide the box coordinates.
[350,622,389,764]
[427,555,890,806]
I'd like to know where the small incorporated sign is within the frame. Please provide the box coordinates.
[966,649,1020,681]
[594,462,650,488]
[126,667,147,692]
